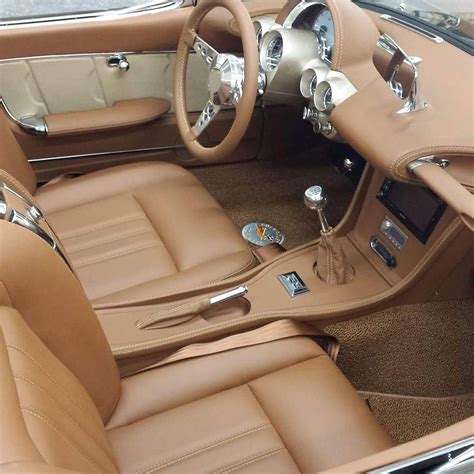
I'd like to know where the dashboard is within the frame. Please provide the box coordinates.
[256,3,356,140]
[252,0,473,231]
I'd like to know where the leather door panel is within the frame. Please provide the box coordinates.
[0,4,275,178]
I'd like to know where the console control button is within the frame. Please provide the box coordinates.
[379,216,407,250]
[370,237,397,269]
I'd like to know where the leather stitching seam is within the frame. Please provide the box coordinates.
[59,214,145,240]
[215,447,287,474]
[21,406,106,473]
[73,242,158,269]
[66,228,153,254]
[135,423,272,473]
[96,251,255,307]
[15,376,110,454]
[7,345,96,423]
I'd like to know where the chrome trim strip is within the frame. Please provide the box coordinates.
[28,145,187,163]
[0,0,193,29]
[407,155,450,173]
[380,14,444,43]
[0,97,48,135]
[0,50,179,63]
[369,436,474,473]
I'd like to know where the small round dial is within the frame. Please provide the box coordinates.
[264,35,283,71]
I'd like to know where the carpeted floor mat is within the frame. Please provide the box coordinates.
[360,392,474,444]
[192,152,355,249]
[325,299,474,443]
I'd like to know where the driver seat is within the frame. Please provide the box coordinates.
[0,116,255,307]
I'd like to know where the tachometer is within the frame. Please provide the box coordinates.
[264,35,283,71]
[313,8,335,64]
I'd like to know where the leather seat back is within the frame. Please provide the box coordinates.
[0,115,37,195]
[0,307,118,473]
[0,220,120,423]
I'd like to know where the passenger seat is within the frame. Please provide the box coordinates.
[0,220,393,473]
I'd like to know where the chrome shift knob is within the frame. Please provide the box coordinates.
[304,186,327,211]
[304,185,331,233]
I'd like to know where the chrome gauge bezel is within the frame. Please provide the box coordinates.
[262,34,284,72]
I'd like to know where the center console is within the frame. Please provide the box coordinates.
[92,166,470,375]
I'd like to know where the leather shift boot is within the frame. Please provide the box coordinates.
[317,229,355,285]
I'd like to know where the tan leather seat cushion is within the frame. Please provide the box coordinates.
[1,304,392,473]
[106,337,393,473]
[34,162,255,306]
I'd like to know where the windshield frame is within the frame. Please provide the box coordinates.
[353,0,474,56]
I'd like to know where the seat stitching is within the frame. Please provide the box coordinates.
[97,251,256,308]
[214,447,287,474]
[73,242,159,269]
[15,376,111,454]
[246,383,302,473]
[136,423,271,473]
[7,345,96,424]
[58,214,145,240]
[66,228,153,254]
[22,406,106,473]
[131,194,179,273]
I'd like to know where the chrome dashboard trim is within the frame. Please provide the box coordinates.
[407,155,450,173]
[380,14,444,43]
[282,1,325,28]
[27,145,188,164]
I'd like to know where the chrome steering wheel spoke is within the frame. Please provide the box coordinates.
[193,34,219,70]
[193,100,221,137]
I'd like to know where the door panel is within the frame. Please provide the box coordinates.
[0,1,285,178]
[0,52,209,119]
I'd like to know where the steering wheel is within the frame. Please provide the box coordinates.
[174,0,259,163]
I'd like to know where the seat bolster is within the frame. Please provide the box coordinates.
[106,337,325,430]
[34,162,192,214]
[0,116,37,195]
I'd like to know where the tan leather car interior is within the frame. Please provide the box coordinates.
[0,115,256,305]
[0,0,472,471]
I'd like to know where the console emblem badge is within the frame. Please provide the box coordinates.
[241,222,284,247]
[277,272,310,297]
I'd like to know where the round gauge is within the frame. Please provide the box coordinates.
[313,8,335,63]
[242,222,285,247]
[264,35,283,71]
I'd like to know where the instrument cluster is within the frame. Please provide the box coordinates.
[255,3,356,141]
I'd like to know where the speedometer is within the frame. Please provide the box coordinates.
[313,8,335,64]
[264,35,283,71]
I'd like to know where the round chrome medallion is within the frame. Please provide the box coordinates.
[241,222,285,247]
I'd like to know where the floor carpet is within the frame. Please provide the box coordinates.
[325,299,474,443]
[192,153,355,249]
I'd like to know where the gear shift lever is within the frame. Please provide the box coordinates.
[304,185,355,285]
[304,186,331,233]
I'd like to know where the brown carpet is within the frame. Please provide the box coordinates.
[191,152,355,249]
[360,392,474,445]
[325,299,474,443]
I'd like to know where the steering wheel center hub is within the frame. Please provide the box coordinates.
[208,54,245,106]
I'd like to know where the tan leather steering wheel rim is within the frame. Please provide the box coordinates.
[174,0,258,163]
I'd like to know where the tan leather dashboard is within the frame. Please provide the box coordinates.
[276,0,473,227]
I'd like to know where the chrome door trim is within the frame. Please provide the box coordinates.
[0,0,193,29]
[0,50,180,64]
[0,98,48,135]
[28,145,188,163]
